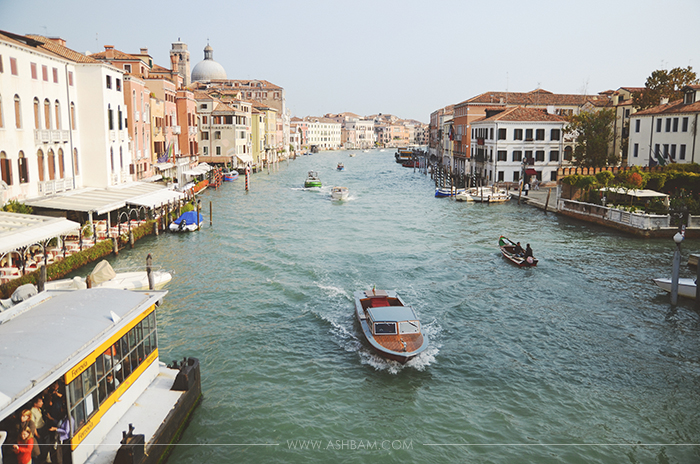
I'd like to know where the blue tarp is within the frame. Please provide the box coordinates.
[172,211,203,225]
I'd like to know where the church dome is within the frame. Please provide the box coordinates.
[191,44,227,82]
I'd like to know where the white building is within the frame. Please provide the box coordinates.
[470,107,573,184]
[627,85,700,166]
[1,30,132,205]
[304,117,342,150]
[195,91,252,168]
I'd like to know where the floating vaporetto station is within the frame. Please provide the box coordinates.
[0,287,201,464]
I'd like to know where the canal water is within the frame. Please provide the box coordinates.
[107,150,700,463]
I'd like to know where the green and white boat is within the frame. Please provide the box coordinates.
[304,171,322,188]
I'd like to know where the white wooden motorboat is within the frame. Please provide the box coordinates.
[652,277,697,299]
[456,187,511,203]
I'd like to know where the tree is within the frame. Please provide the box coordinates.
[632,66,699,110]
[565,109,617,167]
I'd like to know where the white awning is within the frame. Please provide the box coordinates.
[236,154,254,164]
[24,183,174,215]
[154,163,174,171]
[0,212,80,255]
[598,187,669,198]
[182,163,212,177]
[127,189,187,209]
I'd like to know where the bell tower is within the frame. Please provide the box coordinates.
[170,39,190,87]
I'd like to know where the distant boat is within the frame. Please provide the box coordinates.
[337,163,345,171]
[223,171,239,181]
[331,186,349,201]
[456,187,511,203]
[435,187,465,197]
[499,236,537,267]
[349,153,356,157]
[652,277,697,299]
[354,289,428,364]
[304,171,322,188]
[401,160,419,168]
[169,210,204,232]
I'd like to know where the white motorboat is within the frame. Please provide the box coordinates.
[331,186,349,201]
[456,187,511,203]
[45,260,172,291]
[652,277,697,299]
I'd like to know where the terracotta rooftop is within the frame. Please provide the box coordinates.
[89,47,142,62]
[0,31,98,63]
[474,106,566,123]
[634,99,700,116]
[459,88,609,107]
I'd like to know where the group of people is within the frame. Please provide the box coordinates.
[0,382,71,464]
[513,242,534,261]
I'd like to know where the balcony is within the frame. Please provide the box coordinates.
[189,126,198,136]
[172,125,181,135]
[34,130,51,144]
[51,130,69,143]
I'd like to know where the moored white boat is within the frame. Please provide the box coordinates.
[169,211,203,232]
[456,187,511,202]
[652,277,697,299]
[45,260,172,291]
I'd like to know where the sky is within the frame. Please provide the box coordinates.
[1,0,699,124]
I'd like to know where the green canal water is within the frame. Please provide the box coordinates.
[107,150,700,463]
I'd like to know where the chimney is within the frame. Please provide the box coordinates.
[660,97,669,105]
[104,45,115,59]
[140,48,149,55]
[47,37,66,47]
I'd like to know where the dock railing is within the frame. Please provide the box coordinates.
[558,199,670,230]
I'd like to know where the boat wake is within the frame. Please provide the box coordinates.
[358,320,441,374]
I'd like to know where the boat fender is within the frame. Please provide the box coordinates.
[526,256,534,264]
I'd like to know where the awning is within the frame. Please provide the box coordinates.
[598,187,668,198]
[24,183,175,215]
[182,163,212,177]
[236,153,254,164]
[0,212,80,255]
[525,168,538,176]
[127,189,187,209]
[142,174,163,183]
[153,163,174,171]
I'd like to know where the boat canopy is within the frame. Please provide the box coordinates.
[173,210,203,225]
[367,306,418,324]
[598,187,669,199]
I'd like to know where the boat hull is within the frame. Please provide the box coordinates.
[45,270,173,291]
[499,236,538,267]
[353,290,428,364]
[304,180,322,188]
[653,277,697,299]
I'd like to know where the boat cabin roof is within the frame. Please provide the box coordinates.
[0,288,166,422]
[367,305,418,323]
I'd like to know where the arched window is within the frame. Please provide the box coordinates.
[44,99,51,129]
[18,151,28,183]
[70,102,76,130]
[119,146,123,169]
[110,147,114,172]
[34,98,40,129]
[73,148,79,175]
[54,100,61,130]
[47,148,56,180]
[37,149,45,181]
[0,151,12,186]
[108,104,113,130]
[14,95,21,129]
[58,148,65,179]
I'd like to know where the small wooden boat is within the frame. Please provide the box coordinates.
[456,187,511,202]
[401,160,419,168]
[354,289,428,364]
[223,171,239,181]
[499,236,537,267]
[304,171,322,188]
[349,153,356,157]
[169,211,203,232]
[652,277,697,299]
[337,163,345,171]
[331,186,349,201]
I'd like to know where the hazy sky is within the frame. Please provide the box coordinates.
[2,0,698,123]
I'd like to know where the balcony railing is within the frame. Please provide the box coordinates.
[38,178,74,196]
[172,125,181,135]
[34,130,51,144]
